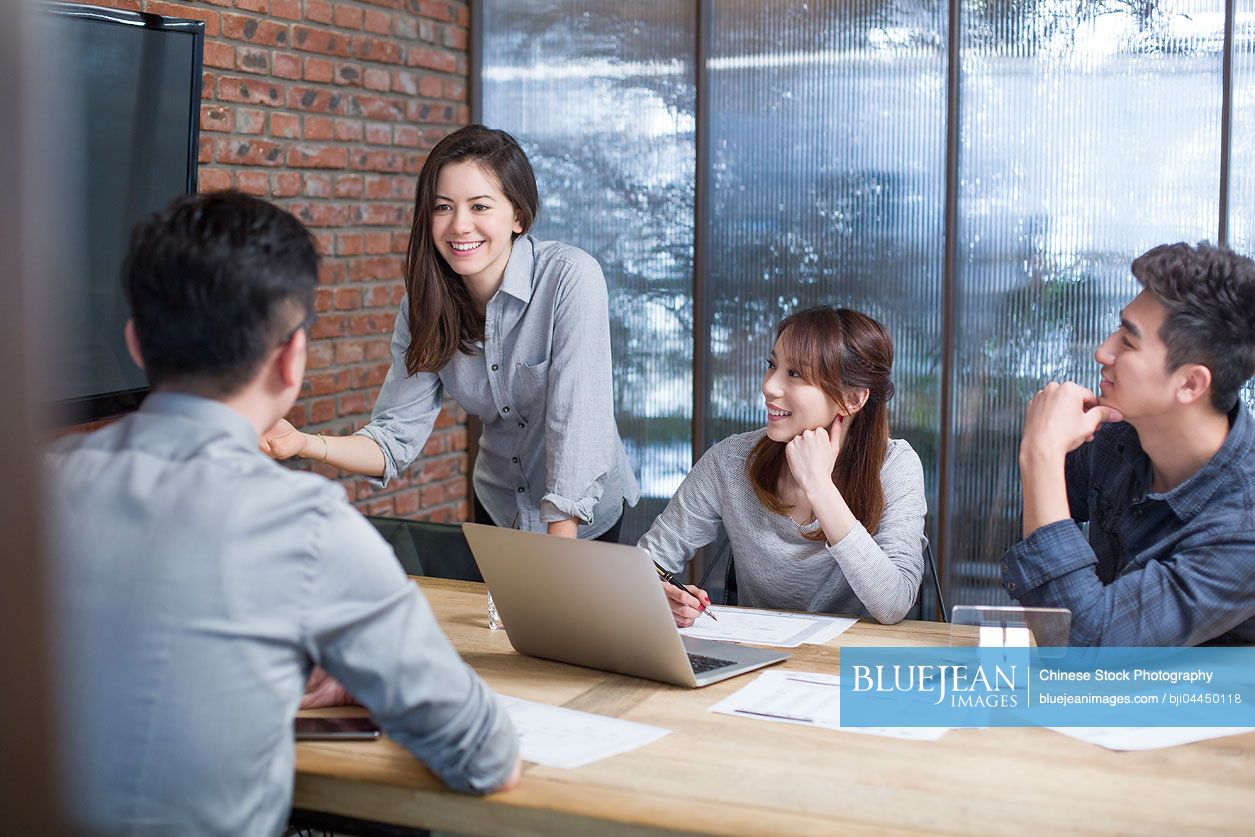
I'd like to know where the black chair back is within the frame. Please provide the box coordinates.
[366,515,483,582]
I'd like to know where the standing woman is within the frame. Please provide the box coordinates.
[639,306,926,625]
[264,125,639,541]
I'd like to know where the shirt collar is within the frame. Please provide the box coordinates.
[498,234,536,304]
[140,391,261,453]
[1154,403,1253,520]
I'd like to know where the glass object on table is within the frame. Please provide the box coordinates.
[488,589,504,631]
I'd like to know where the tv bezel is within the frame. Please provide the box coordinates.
[45,2,203,425]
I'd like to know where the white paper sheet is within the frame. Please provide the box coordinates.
[680,607,857,647]
[498,695,671,769]
[1049,726,1255,751]
[708,670,949,742]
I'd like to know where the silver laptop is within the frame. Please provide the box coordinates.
[462,523,787,688]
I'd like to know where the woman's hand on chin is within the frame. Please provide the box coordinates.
[785,414,844,495]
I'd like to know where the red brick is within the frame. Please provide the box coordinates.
[292,25,351,57]
[390,69,418,96]
[202,72,216,100]
[366,336,393,360]
[83,0,141,10]
[364,9,392,35]
[216,137,286,166]
[203,41,236,70]
[363,67,391,92]
[352,363,389,389]
[304,370,351,397]
[303,56,334,83]
[273,51,302,79]
[334,119,365,142]
[442,77,466,102]
[406,46,456,73]
[201,105,234,132]
[236,46,271,74]
[394,491,420,516]
[367,498,396,517]
[221,13,289,47]
[335,63,364,86]
[365,122,391,145]
[199,136,215,164]
[337,233,364,256]
[415,1,457,23]
[393,16,418,40]
[354,37,404,64]
[303,115,333,140]
[335,175,364,198]
[200,167,232,191]
[312,231,335,255]
[272,0,302,19]
[293,202,349,227]
[237,108,266,134]
[203,0,234,7]
[417,75,442,98]
[236,170,270,195]
[306,340,334,369]
[391,231,410,252]
[288,87,345,113]
[303,173,333,197]
[353,94,406,121]
[419,454,459,482]
[349,313,398,336]
[273,171,302,197]
[217,76,284,106]
[270,112,301,138]
[442,25,467,51]
[309,397,335,423]
[236,0,269,11]
[303,0,332,24]
[360,203,407,225]
[394,125,419,148]
[146,2,220,36]
[338,391,371,415]
[288,143,349,168]
[334,287,362,310]
[365,231,392,254]
[349,257,404,281]
[333,4,363,29]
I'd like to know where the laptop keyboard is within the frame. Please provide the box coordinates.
[687,653,738,674]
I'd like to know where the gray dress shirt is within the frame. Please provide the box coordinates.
[357,234,639,538]
[638,430,928,623]
[47,393,518,836]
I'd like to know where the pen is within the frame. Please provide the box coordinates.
[653,561,718,621]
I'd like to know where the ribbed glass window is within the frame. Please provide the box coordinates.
[1229,3,1255,411]
[479,0,1246,605]
[951,0,1224,603]
[704,0,946,466]
[480,2,696,543]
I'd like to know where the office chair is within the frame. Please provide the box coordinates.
[366,515,483,582]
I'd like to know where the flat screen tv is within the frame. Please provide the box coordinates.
[42,2,203,423]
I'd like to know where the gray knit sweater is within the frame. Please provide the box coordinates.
[638,429,927,624]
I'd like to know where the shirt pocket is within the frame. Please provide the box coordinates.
[512,357,551,420]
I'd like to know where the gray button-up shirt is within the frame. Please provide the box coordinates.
[47,393,518,836]
[357,234,639,538]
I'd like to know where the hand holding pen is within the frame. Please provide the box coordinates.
[654,561,718,626]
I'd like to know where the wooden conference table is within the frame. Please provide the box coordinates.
[294,578,1255,835]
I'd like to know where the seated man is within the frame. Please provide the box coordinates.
[1001,242,1255,646]
[47,191,519,835]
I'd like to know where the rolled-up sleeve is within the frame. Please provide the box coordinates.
[355,304,444,489]
[821,443,927,624]
[538,255,618,525]
[305,499,518,794]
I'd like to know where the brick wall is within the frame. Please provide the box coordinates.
[67,0,473,522]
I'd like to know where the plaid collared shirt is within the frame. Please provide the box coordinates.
[1001,403,1255,646]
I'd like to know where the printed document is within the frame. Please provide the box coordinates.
[1050,726,1255,751]
[708,670,949,741]
[499,695,671,769]
[680,607,857,647]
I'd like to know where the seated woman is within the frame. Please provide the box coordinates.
[639,306,926,626]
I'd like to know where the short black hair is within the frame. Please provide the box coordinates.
[1131,242,1255,412]
[123,190,318,397]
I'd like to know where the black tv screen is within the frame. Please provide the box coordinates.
[42,2,202,422]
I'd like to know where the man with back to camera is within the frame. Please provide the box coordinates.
[1001,242,1255,646]
[46,191,520,835]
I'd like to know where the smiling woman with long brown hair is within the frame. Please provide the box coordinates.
[638,306,927,626]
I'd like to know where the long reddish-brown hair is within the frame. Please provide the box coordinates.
[747,307,895,538]
[404,125,539,374]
